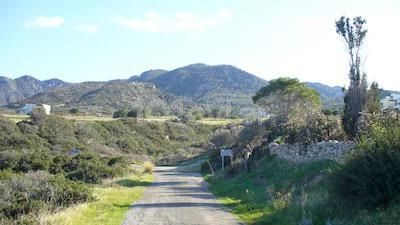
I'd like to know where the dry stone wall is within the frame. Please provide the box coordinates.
[269,141,355,162]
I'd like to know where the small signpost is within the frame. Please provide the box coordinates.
[220,148,233,171]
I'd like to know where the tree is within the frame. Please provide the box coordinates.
[365,82,381,114]
[113,109,128,118]
[30,107,47,124]
[253,77,321,120]
[336,16,368,138]
[127,109,138,118]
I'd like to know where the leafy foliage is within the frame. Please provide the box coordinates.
[253,77,321,119]
[30,106,47,125]
[0,171,91,223]
[113,109,128,118]
[332,116,400,208]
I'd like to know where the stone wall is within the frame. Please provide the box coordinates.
[269,141,356,162]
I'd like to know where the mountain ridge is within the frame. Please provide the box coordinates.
[3,63,399,116]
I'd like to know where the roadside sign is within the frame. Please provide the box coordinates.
[220,149,233,171]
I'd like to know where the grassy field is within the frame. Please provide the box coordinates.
[45,168,153,225]
[2,114,29,122]
[2,113,243,125]
[196,117,243,125]
[205,157,400,225]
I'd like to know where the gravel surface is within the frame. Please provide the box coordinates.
[122,166,244,225]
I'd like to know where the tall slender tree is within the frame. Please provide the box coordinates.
[336,16,368,138]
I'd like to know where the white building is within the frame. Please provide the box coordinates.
[380,94,400,111]
[39,104,51,115]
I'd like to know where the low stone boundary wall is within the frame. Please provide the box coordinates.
[269,141,356,162]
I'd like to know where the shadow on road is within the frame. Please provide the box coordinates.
[115,179,152,187]
[131,202,225,208]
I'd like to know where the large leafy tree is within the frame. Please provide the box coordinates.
[253,77,321,120]
[336,16,368,138]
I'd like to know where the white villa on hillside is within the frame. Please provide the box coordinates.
[19,104,51,115]
[380,94,400,111]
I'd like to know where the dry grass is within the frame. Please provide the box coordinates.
[143,161,155,174]
[197,118,244,125]
[2,114,30,122]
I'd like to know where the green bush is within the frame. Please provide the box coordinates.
[127,109,138,118]
[113,109,128,118]
[0,171,91,221]
[332,122,400,208]
[30,107,47,125]
[62,152,121,184]
[69,108,79,114]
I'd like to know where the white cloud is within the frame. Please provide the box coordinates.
[73,24,99,33]
[25,16,65,29]
[115,9,232,33]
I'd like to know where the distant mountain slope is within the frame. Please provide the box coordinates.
[0,75,68,106]
[20,81,180,114]
[144,64,268,109]
[305,82,344,109]
[4,64,400,116]
[129,69,168,82]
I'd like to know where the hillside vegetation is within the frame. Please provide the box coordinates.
[7,63,392,118]
[0,114,215,223]
[203,71,400,224]
[18,82,183,115]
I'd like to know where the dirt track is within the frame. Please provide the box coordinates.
[122,166,243,225]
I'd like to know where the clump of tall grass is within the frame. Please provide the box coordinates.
[143,161,154,174]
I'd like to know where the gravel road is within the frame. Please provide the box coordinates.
[122,166,244,225]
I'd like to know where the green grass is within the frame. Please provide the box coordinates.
[197,118,243,125]
[206,157,334,224]
[206,156,400,225]
[45,171,153,225]
[2,114,29,122]
[3,113,242,125]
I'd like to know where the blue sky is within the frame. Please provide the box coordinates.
[1,0,399,90]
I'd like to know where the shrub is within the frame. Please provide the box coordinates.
[63,153,115,184]
[179,113,194,123]
[69,108,79,114]
[0,171,91,221]
[210,126,242,149]
[30,107,47,125]
[332,121,400,208]
[113,109,128,118]
[38,116,78,150]
[143,161,154,174]
[127,109,138,118]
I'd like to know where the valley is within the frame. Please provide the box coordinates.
[1,2,400,225]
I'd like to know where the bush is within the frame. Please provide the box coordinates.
[143,161,154,174]
[63,153,117,184]
[0,171,91,221]
[127,109,138,118]
[113,109,128,118]
[332,121,400,208]
[30,107,47,124]
[69,108,79,114]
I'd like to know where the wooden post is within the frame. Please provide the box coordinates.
[207,160,214,175]
[221,156,224,171]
